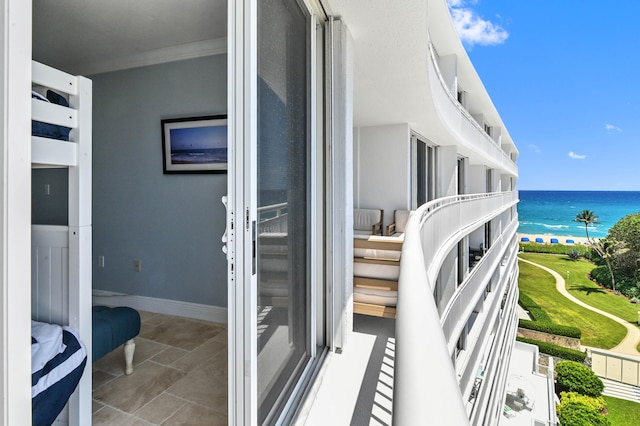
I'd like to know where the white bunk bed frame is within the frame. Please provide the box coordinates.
[31,60,92,426]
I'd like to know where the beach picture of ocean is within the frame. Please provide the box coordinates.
[161,115,228,174]
[518,190,640,241]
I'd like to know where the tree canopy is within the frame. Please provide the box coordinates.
[608,212,640,253]
[587,211,640,300]
[574,210,599,243]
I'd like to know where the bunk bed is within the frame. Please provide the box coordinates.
[31,60,92,426]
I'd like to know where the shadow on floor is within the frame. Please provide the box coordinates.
[350,314,395,426]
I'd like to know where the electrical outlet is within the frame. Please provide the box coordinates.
[98,256,105,267]
[134,259,142,272]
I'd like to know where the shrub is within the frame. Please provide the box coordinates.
[590,266,640,299]
[519,319,582,339]
[568,249,582,260]
[557,401,611,426]
[584,247,605,265]
[557,391,606,413]
[590,266,612,289]
[516,338,587,363]
[556,360,604,397]
[625,286,640,300]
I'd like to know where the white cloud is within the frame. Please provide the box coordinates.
[568,151,586,160]
[528,144,541,153]
[447,0,509,47]
[605,124,622,132]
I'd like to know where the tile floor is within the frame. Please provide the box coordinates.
[92,311,228,426]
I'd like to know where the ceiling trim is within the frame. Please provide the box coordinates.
[73,37,227,76]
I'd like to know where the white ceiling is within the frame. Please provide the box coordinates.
[33,0,227,74]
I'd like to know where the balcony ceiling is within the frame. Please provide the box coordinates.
[326,0,435,135]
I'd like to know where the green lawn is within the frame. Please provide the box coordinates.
[518,255,626,349]
[520,253,640,324]
[603,395,640,426]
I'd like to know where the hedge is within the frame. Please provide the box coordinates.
[520,242,588,256]
[518,293,552,323]
[516,337,587,363]
[518,319,582,339]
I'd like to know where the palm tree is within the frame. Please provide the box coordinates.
[574,210,599,243]
[592,238,628,293]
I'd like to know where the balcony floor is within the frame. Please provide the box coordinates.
[499,342,554,426]
[303,314,395,425]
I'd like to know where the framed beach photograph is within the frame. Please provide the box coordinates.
[161,115,228,174]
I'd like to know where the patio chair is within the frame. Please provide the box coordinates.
[386,209,414,237]
[354,208,383,236]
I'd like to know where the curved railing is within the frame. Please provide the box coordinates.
[440,217,519,352]
[417,191,517,284]
[427,42,517,177]
[392,191,518,425]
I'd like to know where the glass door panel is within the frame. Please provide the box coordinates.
[257,0,310,423]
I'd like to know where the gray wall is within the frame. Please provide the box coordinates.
[91,55,228,306]
[32,168,68,225]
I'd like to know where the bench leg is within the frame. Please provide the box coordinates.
[124,339,135,375]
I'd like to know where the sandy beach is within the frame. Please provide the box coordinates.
[517,233,590,245]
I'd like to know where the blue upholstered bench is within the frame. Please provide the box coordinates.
[92,306,141,375]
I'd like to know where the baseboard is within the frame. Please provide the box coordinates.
[92,290,227,324]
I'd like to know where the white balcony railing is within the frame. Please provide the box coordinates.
[393,191,517,425]
[427,43,517,177]
[456,230,519,396]
[257,202,288,233]
[441,217,519,351]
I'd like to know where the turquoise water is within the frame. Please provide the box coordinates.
[517,191,640,239]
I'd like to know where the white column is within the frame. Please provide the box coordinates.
[326,17,354,349]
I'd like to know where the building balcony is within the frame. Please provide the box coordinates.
[499,342,558,426]
[303,192,519,425]
[427,43,518,177]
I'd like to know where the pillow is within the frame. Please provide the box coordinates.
[46,90,69,107]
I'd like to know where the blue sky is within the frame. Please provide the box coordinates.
[448,1,640,191]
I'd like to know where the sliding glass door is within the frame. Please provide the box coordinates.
[228,0,319,424]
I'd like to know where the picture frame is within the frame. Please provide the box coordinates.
[161,115,228,174]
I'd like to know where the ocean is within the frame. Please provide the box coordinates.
[517,190,640,239]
